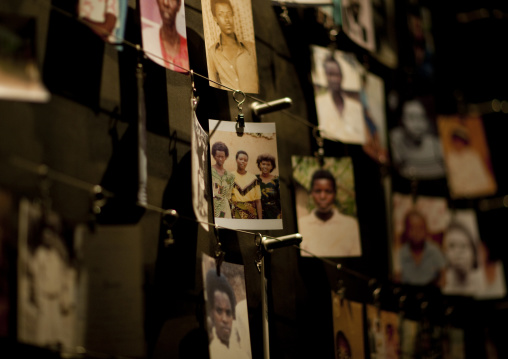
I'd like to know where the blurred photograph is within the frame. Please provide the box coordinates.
[366,305,400,359]
[311,45,366,144]
[371,0,398,69]
[331,294,364,359]
[292,156,361,258]
[391,193,450,287]
[209,120,282,230]
[17,199,78,350]
[202,0,258,93]
[341,0,375,51]
[437,115,497,199]
[79,0,128,46]
[202,253,251,359]
[0,13,49,102]
[140,0,189,72]
[389,97,445,179]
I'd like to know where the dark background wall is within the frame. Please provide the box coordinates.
[1,0,508,358]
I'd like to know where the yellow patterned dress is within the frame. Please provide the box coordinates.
[231,171,261,219]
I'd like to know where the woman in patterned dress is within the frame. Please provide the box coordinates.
[211,142,235,218]
[256,153,281,219]
[231,151,262,219]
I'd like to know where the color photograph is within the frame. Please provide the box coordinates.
[292,155,361,257]
[202,253,252,359]
[437,115,497,199]
[209,120,282,230]
[140,0,189,72]
[78,0,128,46]
[311,45,366,144]
[366,305,400,359]
[202,0,259,93]
[331,294,364,359]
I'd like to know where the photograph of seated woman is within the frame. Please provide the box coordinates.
[389,98,445,179]
[395,209,446,286]
[441,220,482,296]
[255,154,281,219]
[231,151,262,219]
[211,141,235,219]
[298,169,361,257]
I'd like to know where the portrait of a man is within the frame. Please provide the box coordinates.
[202,254,252,359]
[202,0,259,93]
[311,46,366,145]
[140,0,189,72]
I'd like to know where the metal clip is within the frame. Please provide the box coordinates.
[312,127,325,167]
[190,70,199,110]
[233,90,246,135]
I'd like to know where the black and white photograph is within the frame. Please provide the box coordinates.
[140,0,189,72]
[209,119,282,230]
[202,253,252,359]
[0,13,50,103]
[311,45,366,144]
[292,156,361,258]
[192,102,210,231]
[202,0,259,93]
[389,97,445,180]
[341,0,375,52]
[17,199,78,350]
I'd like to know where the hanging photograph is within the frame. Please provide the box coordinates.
[341,0,376,51]
[202,0,259,93]
[331,293,364,359]
[192,102,210,231]
[78,0,128,46]
[292,156,361,258]
[371,0,398,69]
[359,68,388,164]
[209,120,282,230]
[311,45,366,144]
[366,305,400,359]
[0,13,50,103]
[389,97,445,180]
[399,318,418,359]
[202,253,252,359]
[437,115,497,199]
[442,209,505,297]
[17,199,78,350]
[391,192,450,287]
[140,0,189,72]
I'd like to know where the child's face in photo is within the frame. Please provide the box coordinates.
[402,100,428,139]
[311,179,336,213]
[444,228,474,272]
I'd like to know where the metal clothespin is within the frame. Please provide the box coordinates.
[162,209,179,247]
[190,70,199,110]
[313,127,325,167]
[214,226,225,276]
[254,233,264,273]
[336,279,346,306]
[233,90,246,135]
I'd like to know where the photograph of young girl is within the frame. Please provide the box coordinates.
[209,119,282,230]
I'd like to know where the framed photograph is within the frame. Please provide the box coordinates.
[437,115,497,199]
[389,97,445,179]
[292,156,361,257]
[140,0,189,72]
[341,0,376,52]
[192,102,210,231]
[311,45,366,144]
[331,294,364,359]
[0,13,49,103]
[202,253,252,359]
[202,0,259,93]
[209,120,282,230]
